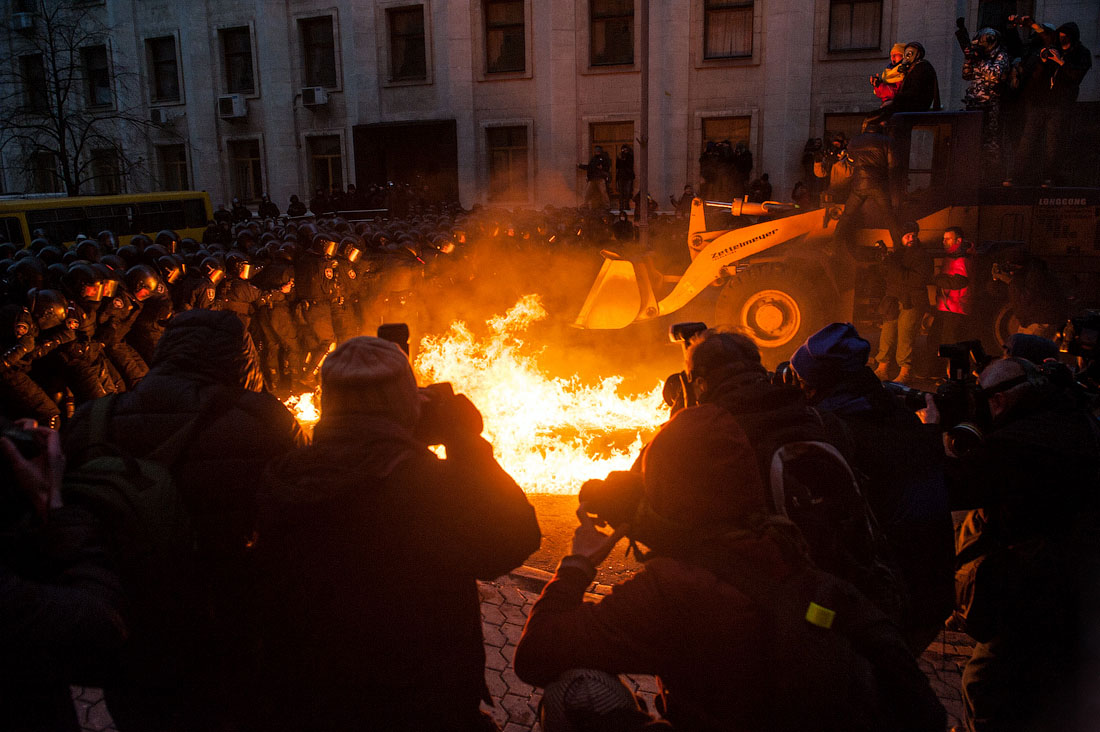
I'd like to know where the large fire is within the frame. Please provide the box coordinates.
[286,295,666,494]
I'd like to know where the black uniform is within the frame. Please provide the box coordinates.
[96,290,148,390]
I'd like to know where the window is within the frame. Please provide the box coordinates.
[590,121,634,179]
[823,112,867,144]
[977,0,1034,30]
[308,136,343,193]
[221,27,255,94]
[90,149,121,195]
[146,37,180,102]
[702,116,751,148]
[81,45,112,108]
[30,151,61,193]
[228,139,263,203]
[157,144,189,190]
[388,6,427,81]
[828,0,881,51]
[300,16,338,88]
[487,126,528,201]
[20,54,48,112]
[485,0,524,74]
[704,0,753,59]
[591,0,633,66]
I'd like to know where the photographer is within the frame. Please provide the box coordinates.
[924,357,1100,732]
[1,421,125,730]
[961,29,1010,178]
[1006,18,1091,186]
[256,336,540,732]
[515,405,943,732]
[790,323,955,654]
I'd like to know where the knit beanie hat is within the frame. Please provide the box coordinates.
[890,42,906,56]
[320,336,420,426]
[641,404,766,529]
[900,220,920,236]
[790,322,870,391]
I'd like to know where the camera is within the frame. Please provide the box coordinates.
[377,322,410,355]
[882,341,993,455]
[662,322,710,412]
[578,470,644,529]
[413,382,484,447]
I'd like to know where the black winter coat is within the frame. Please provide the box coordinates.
[892,60,939,113]
[257,411,541,732]
[62,310,304,731]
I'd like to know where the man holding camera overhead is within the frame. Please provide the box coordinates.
[256,336,540,732]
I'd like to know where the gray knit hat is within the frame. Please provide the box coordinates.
[320,336,420,426]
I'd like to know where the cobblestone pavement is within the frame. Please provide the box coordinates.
[74,568,974,732]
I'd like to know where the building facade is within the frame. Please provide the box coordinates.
[2,0,1098,208]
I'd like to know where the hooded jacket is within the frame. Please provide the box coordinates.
[1049,22,1092,104]
[256,410,540,732]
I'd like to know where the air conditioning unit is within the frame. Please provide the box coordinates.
[217,94,247,119]
[12,12,35,33]
[301,86,329,107]
[149,108,174,125]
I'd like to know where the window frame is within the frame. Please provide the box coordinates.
[826,0,883,53]
[299,15,340,90]
[89,148,122,195]
[146,35,182,105]
[29,150,62,194]
[485,123,530,203]
[702,0,754,60]
[484,0,526,74]
[81,44,113,109]
[226,137,265,204]
[219,25,257,96]
[386,5,429,83]
[589,0,635,68]
[19,54,48,113]
[156,144,190,191]
[306,134,346,195]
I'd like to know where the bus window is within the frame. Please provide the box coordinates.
[27,207,90,245]
[184,199,207,227]
[0,217,25,245]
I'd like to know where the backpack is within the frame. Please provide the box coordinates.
[63,391,237,680]
[720,558,945,732]
[736,402,908,623]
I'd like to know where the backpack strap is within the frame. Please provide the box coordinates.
[768,440,859,519]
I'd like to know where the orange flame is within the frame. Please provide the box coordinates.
[286,295,666,494]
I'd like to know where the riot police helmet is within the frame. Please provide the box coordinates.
[339,237,363,263]
[75,239,101,262]
[154,256,184,285]
[225,251,253,280]
[129,233,153,251]
[37,246,64,267]
[0,242,17,260]
[200,256,226,286]
[125,265,162,302]
[64,263,104,302]
[155,229,180,254]
[45,263,68,289]
[27,288,69,330]
[91,263,119,298]
[311,234,338,258]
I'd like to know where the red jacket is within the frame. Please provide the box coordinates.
[514,536,796,731]
[936,249,972,315]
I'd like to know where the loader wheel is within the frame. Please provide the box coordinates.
[987,300,1020,352]
[714,268,827,368]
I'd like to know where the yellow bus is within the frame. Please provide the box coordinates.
[0,191,213,248]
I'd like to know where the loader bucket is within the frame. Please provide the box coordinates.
[573,253,643,329]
